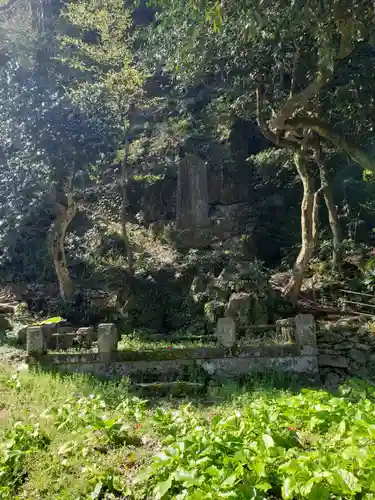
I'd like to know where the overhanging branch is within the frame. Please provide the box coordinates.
[287,116,375,173]
[256,86,298,149]
[268,67,332,132]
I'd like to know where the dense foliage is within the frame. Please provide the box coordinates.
[3,368,375,499]
[1,0,375,314]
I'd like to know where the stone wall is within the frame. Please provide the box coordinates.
[317,320,375,387]
[26,315,320,383]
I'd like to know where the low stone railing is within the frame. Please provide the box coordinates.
[26,315,319,381]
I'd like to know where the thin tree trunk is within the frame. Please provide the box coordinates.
[318,160,341,270]
[284,151,315,306]
[312,187,322,243]
[51,192,76,299]
[120,134,134,271]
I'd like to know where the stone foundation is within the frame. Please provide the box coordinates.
[317,320,375,387]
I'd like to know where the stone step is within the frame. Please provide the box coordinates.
[128,367,203,384]
[139,334,217,343]
[133,381,205,397]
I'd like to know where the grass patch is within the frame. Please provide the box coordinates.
[1,365,375,498]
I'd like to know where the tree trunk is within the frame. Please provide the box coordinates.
[284,151,315,306]
[312,187,322,243]
[51,193,76,299]
[120,135,134,271]
[318,160,342,270]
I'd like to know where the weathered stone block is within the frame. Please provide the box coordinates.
[333,342,352,350]
[317,331,344,343]
[27,327,46,357]
[318,354,350,369]
[43,324,57,349]
[295,314,317,355]
[354,342,372,351]
[324,371,341,389]
[349,348,368,364]
[176,154,209,229]
[97,323,118,360]
[216,317,236,348]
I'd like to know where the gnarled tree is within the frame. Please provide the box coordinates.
[145,0,375,304]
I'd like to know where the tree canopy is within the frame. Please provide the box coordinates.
[0,0,375,309]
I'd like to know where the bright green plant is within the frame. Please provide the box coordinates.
[0,423,50,499]
[133,381,375,499]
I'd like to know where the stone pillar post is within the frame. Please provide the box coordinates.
[176,154,209,229]
[295,314,317,355]
[43,324,57,350]
[27,326,46,358]
[216,317,236,348]
[97,323,118,360]
[276,317,295,343]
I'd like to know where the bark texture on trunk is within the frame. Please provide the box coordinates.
[120,135,134,271]
[51,193,76,299]
[318,160,342,270]
[284,151,315,306]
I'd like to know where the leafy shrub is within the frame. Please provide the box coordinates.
[0,423,50,498]
[46,393,144,450]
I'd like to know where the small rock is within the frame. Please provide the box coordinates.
[318,354,350,369]
[349,348,368,364]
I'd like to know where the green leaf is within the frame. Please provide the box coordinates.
[333,469,361,493]
[174,469,197,485]
[90,482,103,500]
[282,477,295,500]
[222,474,237,488]
[255,481,272,491]
[262,434,274,448]
[205,465,220,476]
[153,476,173,499]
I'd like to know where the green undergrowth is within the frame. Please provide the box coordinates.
[2,367,375,498]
